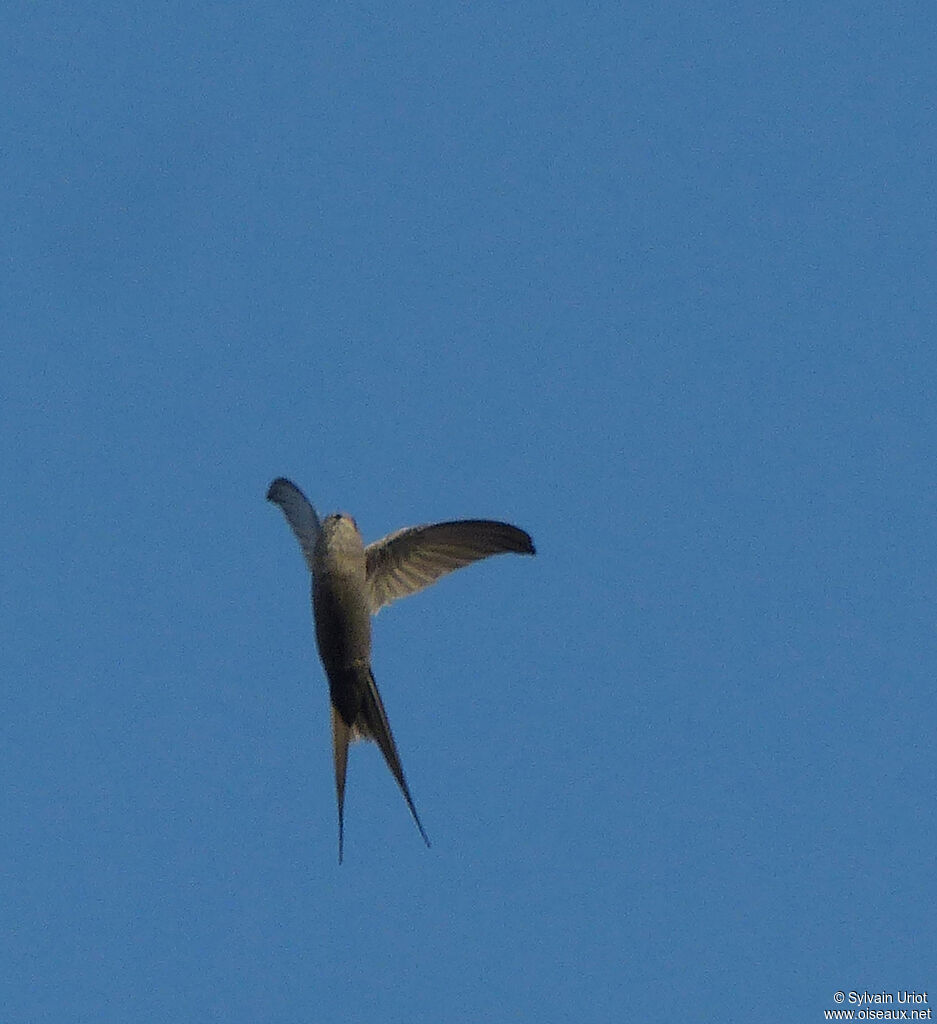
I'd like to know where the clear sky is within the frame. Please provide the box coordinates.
[3,3,935,1022]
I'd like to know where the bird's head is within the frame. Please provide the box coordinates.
[317,513,365,562]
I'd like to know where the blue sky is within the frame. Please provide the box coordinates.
[3,2,935,1021]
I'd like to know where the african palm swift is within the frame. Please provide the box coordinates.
[266,477,536,862]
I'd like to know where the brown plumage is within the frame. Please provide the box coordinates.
[267,477,535,862]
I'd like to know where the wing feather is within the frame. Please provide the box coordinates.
[266,477,321,572]
[365,519,535,613]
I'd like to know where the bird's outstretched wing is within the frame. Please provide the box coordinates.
[365,520,535,613]
[266,477,322,572]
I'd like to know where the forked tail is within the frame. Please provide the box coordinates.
[330,665,431,862]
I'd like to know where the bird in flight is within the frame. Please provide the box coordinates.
[266,477,536,862]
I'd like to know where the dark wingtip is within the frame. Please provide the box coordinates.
[485,521,536,556]
[511,526,536,556]
[266,477,290,503]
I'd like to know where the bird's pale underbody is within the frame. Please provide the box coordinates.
[266,476,535,862]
